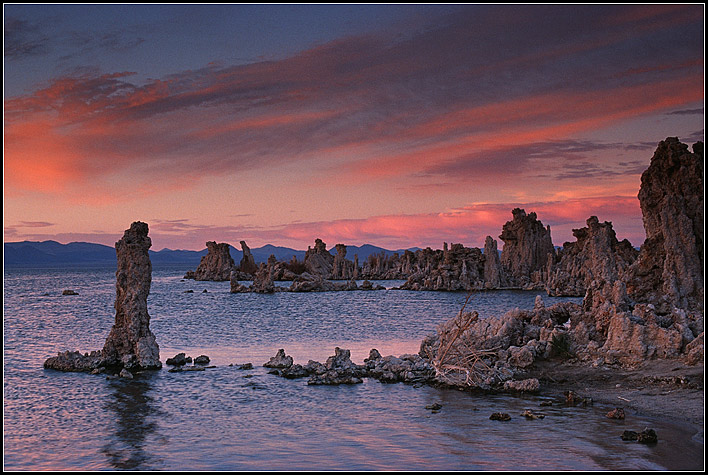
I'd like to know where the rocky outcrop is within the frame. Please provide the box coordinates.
[330,244,356,280]
[304,239,335,278]
[623,138,703,316]
[361,250,411,279]
[251,262,276,293]
[421,138,705,376]
[184,241,235,281]
[44,221,161,372]
[483,236,506,289]
[398,243,486,291]
[239,240,258,275]
[546,216,638,297]
[499,208,555,289]
[263,349,294,369]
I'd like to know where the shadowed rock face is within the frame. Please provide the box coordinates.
[483,236,506,289]
[102,221,161,370]
[625,138,704,315]
[499,208,555,289]
[304,239,334,277]
[186,241,235,281]
[239,240,258,275]
[331,244,356,280]
[546,217,638,297]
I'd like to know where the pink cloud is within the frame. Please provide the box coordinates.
[4,6,703,203]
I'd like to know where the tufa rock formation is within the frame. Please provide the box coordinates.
[623,138,703,316]
[101,221,161,370]
[304,238,334,278]
[184,241,235,281]
[239,240,258,275]
[44,221,161,372]
[499,208,555,289]
[420,138,704,379]
[546,216,638,297]
[331,244,356,280]
[483,236,506,289]
[398,243,486,291]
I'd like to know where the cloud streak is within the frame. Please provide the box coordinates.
[4,5,703,202]
[6,195,644,251]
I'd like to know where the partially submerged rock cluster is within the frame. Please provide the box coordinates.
[44,222,162,374]
[231,264,384,293]
[265,347,435,385]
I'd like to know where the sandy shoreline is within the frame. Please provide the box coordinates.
[524,359,705,443]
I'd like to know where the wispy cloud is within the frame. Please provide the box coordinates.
[4,5,703,203]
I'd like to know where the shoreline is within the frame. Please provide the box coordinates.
[524,359,705,442]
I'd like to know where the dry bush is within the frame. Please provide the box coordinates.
[425,292,501,387]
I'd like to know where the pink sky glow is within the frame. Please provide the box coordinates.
[3,5,704,251]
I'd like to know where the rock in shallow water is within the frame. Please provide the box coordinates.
[263,349,294,369]
[44,222,162,373]
[490,412,511,421]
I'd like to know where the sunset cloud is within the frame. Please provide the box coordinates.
[3,5,703,250]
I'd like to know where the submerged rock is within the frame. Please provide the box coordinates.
[194,355,210,365]
[637,428,658,444]
[308,347,366,385]
[166,353,189,366]
[520,409,544,420]
[606,408,626,419]
[503,378,540,393]
[490,412,511,421]
[44,350,103,372]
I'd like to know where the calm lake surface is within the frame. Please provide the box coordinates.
[3,266,703,470]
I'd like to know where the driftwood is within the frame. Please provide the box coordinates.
[426,292,501,387]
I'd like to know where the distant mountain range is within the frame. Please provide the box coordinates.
[3,240,419,269]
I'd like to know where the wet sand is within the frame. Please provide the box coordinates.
[527,359,704,441]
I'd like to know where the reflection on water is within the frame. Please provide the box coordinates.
[3,266,703,471]
[102,373,163,470]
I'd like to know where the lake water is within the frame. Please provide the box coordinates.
[3,266,703,470]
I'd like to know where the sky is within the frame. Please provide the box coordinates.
[3,4,705,251]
